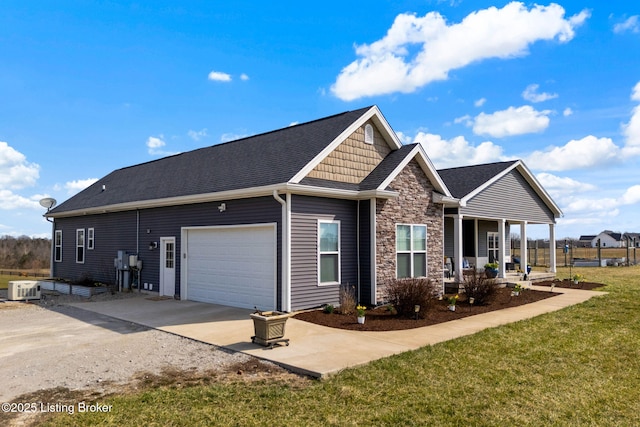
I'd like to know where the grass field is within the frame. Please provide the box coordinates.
[39,265,640,426]
[0,273,47,290]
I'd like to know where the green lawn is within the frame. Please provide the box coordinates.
[0,273,43,289]
[41,266,640,426]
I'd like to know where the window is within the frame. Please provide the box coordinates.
[364,124,374,144]
[54,230,62,262]
[165,241,174,269]
[487,232,499,263]
[76,229,85,264]
[318,220,340,284]
[396,224,427,278]
[87,228,94,250]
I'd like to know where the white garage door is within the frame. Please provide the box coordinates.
[185,225,276,310]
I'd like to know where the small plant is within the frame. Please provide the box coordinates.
[514,283,523,293]
[572,274,584,283]
[383,278,437,317]
[462,269,498,305]
[323,304,334,314]
[356,305,367,317]
[339,284,357,315]
[484,262,499,269]
[448,294,459,306]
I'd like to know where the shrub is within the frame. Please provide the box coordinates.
[383,278,437,318]
[462,269,498,305]
[339,284,357,315]
[323,304,334,314]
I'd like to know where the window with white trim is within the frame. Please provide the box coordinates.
[87,228,94,250]
[396,224,427,278]
[487,232,499,263]
[76,229,85,264]
[364,124,374,144]
[318,220,340,285]
[54,230,62,262]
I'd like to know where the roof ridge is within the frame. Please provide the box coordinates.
[436,159,518,172]
[114,106,375,172]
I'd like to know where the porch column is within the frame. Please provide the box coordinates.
[520,221,528,274]
[453,215,464,283]
[498,219,506,278]
[549,223,557,273]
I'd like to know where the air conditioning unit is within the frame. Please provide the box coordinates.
[8,280,41,301]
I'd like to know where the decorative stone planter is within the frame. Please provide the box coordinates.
[250,311,290,348]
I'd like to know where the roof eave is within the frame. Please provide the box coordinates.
[46,182,400,218]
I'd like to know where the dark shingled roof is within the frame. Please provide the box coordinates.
[437,160,518,199]
[51,107,372,213]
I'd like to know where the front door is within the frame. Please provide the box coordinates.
[160,237,176,297]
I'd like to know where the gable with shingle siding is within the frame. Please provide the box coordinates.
[306,121,392,184]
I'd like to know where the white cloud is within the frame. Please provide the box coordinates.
[0,189,41,210]
[563,107,573,117]
[622,81,640,156]
[522,83,558,103]
[240,73,250,81]
[473,105,551,137]
[220,132,250,143]
[0,141,40,190]
[614,16,639,34]
[146,135,178,156]
[187,128,208,141]
[526,135,620,171]
[409,132,506,168]
[620,185,640,205]
[535,172,597,197]
[331,2,589,100]
[474,98,486,107]
[208,71,232,82]
[64,178,99,195]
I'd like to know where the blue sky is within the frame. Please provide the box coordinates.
[1,0,639,240]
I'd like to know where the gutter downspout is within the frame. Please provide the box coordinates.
[273,190,291,312]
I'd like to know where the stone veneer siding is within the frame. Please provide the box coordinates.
[307,121,392,183]
[375,159,444,302]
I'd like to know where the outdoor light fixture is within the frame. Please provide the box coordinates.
[149,242,158,250]
[414,305,420,320]
[218,203,226,212]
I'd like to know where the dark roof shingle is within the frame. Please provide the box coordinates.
[437,161,518,198]
[51,107,372,213]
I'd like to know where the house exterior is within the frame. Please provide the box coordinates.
[46,107,562,311]
[591,230,624,248]
[578,235,597,248]
[437,161,563,281]
[46,106,452,312]
[623,233,640,248]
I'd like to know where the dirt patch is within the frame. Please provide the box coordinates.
[294,287,559,331]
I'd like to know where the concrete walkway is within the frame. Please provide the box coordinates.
[68,286,606,378]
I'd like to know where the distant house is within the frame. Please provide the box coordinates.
[623,232,640,247]
[578,235,597,248]
[591,230,624,248]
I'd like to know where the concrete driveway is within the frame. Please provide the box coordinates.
[66,286,607,378]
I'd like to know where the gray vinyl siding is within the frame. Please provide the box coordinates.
[460,169,555,223]
[52,196,282,307]
[52,211,137,285]
[358,200,371,305]
[290,195,358,311]
[444,217,454,258]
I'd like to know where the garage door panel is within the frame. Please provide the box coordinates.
[186,225,276,310]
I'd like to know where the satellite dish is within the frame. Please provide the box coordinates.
[39,197,57,210]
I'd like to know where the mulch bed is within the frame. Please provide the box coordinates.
[534,279,606,291]
[293,284,601,332]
